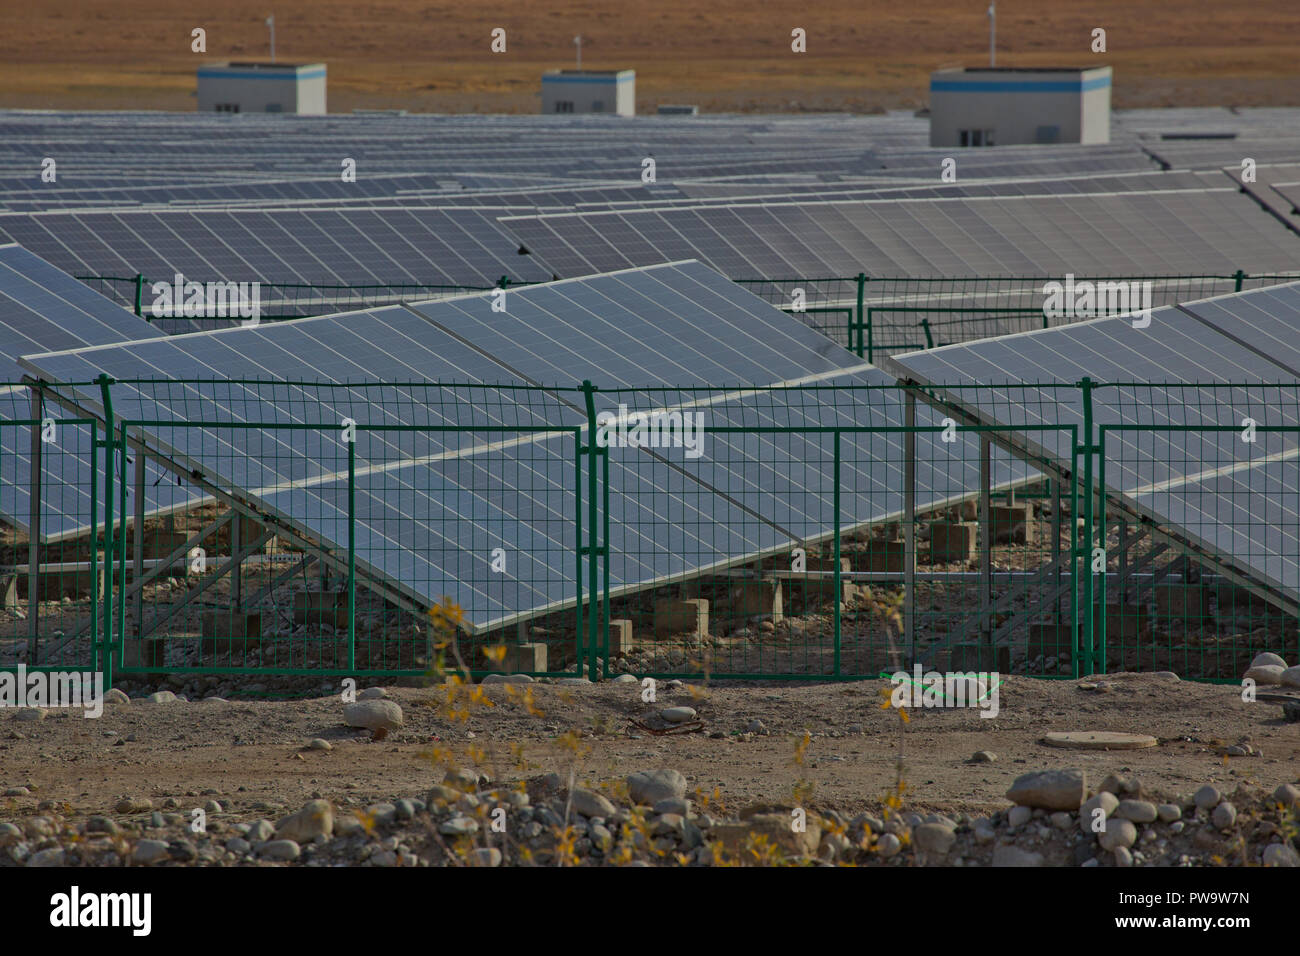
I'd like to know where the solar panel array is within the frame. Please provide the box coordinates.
[21,260,1029,632]
[883,282,1300,605]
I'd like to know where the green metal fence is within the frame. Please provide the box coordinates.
[81,270,1300,359]
[3,377,1295,690]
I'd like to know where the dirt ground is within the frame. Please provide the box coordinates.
[3,1,1298,112]
[3,671,1296,821]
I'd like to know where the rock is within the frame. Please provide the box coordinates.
[1280,666,1300,689]
[260,839,301,861]
[660,706,697,724]
[115,796,152,814]
[992,845,1044,866]
[970,750,997,763]
[144,691,178,704]
[444,768,480,791]
[1211,801,1237,829]
[86,816,120,836]
[876,833,902,858]
[1250,652,1288,669]
[913,823,956,856]
[0,822,21,846]
[1114,800,1158,823]
[1099,773,1140,796]
[225,837,251,856]
[132,839,170,864]
[1271,783,1299,808]
[275,799,334,843]
[27,847,65,867]
[1098,819,1138,851]
[1113,846,1134,867]
[1050,811,1073,830]
[654,797,690,816]
[627,769,687,806]
[395,799,416,821]
[1006,769,1087,810]
[3,786,29,797]
[204,799,223,814]
[746,719,768,735]
[14,707,45,721]
[104,688,130,705]
[245,820,274,843]
[1244,665,1284,685]
[1194,785,1221,810]
[570,789,616,819]
[439,816,479,837]
[470,847,503,867]
[481,673,533,685]
[343,699,403,732]
[711,813,820,860]
[1157,803,1182,822]
[1262,843,1300,867]
[308,738,332,751]
[611,674,638,683]
[358,687,389,700]
[426,785,459,805]
[1007,806,1033,828]
[1170,821,1185,834]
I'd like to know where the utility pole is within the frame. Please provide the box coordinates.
[267,14,276,63]
[987,3,996,67]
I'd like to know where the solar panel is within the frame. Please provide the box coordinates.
[0,244,201,539]
[883,292,1300,603]
[21,261,1028,632]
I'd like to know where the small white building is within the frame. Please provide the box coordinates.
[928,67,1111,147]
[197,62,327,115]
[541,70,635,117]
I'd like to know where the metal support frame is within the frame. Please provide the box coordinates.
[131,436,145,635]
[139,528,274,636]
[979,435,992,640]
[903,393,916,663]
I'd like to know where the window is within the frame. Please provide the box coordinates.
[265,103,283,113]
[554,100,574,113]
[215,103,240,113]
[1035,125,1061,144]
[958,129,995,147]
[592,100,604,112]
[959,129,969,147]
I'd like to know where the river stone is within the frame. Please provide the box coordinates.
[570,788,616,819]
[343,699,403,732]
[358,687,389,700]
[1211,801,1237,829]
[1279,666,1300,689]
[992,845,1044,867]
[1006,769,1087,810]
[132,839,170,864]
[660,706,697,723]
[471,847,503,867]
[913,822,956,856]
[628,769,687,805]
[1157,803,1182,822]
[1114,800,1158,823]
[1244,665,1284,685]
[1272,783,1299,808]
[1263,843,1300,867]
[144,691,178,704]
[1193,785,1221,809]
[1250,652,1287,669]
[104,688,130,705]
[275,799,334,843]
[115,796,152,814]
[260,839,301,861]
[1098,819,1138,851]
[876,833,901,858]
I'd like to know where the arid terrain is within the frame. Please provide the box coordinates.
[3,1,1299,113]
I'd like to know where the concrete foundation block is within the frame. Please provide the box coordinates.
[730,580,783,623]
[607,619,634,657]
[928,521,977,563]
[504,642,548,673]
[654,598,708,639]
[293,590,349,627]
[0,574,17,609]
[859,541,904,573]
[200,610,262,656]
[989,503,1035,545]
[1155,584,1211,620]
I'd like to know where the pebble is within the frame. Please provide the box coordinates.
[86,816,120,836]
[1280,666,1300,689]
[204,799,222,814]
[912,823,956,856]
[308,738,332,751]
[358,687,389,700]
[611,674,638,683]
[1193,785,1221,810]
[1113,846,1134,867]
[876,833,901,858]
[27,847,66,867]
[104,688,130,705]
[115,796,152,814]
[471,847,503,867]
[1157,803,1181,822]
[627,769,686,805]
[1006,768,1087,810]
[246,820,274,843]
[260,839,301,861]
[3,786,29,797]
[570,789,616,819]
[1262,843,1300,867]
[1050,811,1073,830]
[991,845,1044,867]
[660,706,697,724]
[1243,665,1284,685]
[342,699,403,732]
[1007,806,1033,828]
[1114,800,1158,823]
[276,800,334,842]
[225,837,251,856]
[1272,783,1299,808]
[133,839,170,864]
[1170,821,1185,834]
[1098,819,1138,851]
[14,707,45,722]
[439,816,479,836]
[1250,652,1288,669]
[970,750,997,763]
[144,691,178,704]
[1211,801,1237,829]
[653,797,690,816]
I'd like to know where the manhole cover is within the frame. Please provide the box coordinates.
[1041,731,1158,750]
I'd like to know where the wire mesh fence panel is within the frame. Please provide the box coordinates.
[731,277,862,351]
[0,386,105,674]
[1096,383,1300,682]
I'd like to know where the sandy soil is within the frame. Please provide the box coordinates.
[2,1,1298,112]
[3,672,1296,821]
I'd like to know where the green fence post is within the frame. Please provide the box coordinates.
[832,430,842,677]
[1234,269,1245,292]
[347,433,356,673]
[133,274,145,318]
[920,318,934,349]
[855,273,866,360]
[96,374,116,690]
[579,380,602,680]
[1078,376,1096,677]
